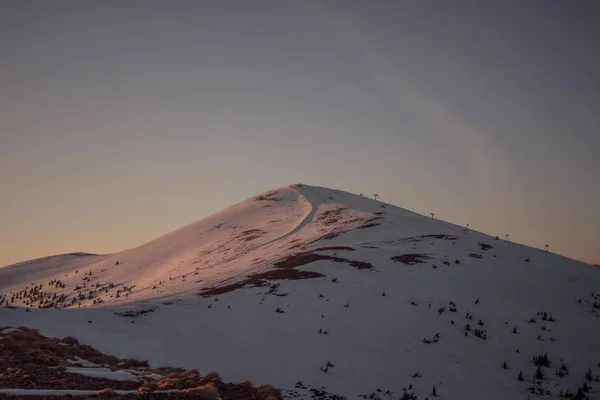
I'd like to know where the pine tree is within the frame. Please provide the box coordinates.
[582,382,589,393]
[535,366,544,380]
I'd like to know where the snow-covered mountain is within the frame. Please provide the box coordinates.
[1,184,599,399]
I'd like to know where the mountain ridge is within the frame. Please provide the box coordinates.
[1,183,599,399]
[2,184,592,270]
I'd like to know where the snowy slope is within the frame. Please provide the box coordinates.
[1,184,599,399]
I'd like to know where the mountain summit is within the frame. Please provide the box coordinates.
[0,184,451,306]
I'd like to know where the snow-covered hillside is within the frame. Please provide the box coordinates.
[1,184,599,399]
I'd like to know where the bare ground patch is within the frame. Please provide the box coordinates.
[357,222,381,229]
[313,246,355,252]
[235,229,267,242]
[199,250,372,297]
[114,308,157,318]
[357,216,383,229]
[254,191,281,202]
[0,328,281,399]
[391,254,431,265]
[420,234,457,240]
[389,234,458,245]
[198,266,325,297]
[0,327,145,390]
[478,243,493,251]
[319,231,343,241]
[317,207,347,226]
[275,252,372,271]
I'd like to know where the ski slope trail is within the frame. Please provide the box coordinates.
[251,186,317,249]
[0,185,319,305]
[180,185,317,278]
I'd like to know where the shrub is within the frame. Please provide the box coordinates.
[156,369,203,390]
[533,353,551,367]
[518,370,524,381]
[182,383,220,400]
[574,387,588,400]
[535,366,545,380]
[585,369,593,381]
[400,392,417,400]
[474,328,487,340]
[239,378,253,387]
[204,371,221,382]
[138,381,157,392]
[431,385,438,397]
[582,382,590,393]
[61,336,79,345]
[119,358,150,369]
[257,384,283,399]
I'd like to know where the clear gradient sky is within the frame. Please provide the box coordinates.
[1,1,599,267]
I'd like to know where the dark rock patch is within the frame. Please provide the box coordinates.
[391,254,431,265]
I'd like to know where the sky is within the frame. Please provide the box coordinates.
[1,1,599,267]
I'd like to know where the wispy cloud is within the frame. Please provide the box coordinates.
[324,11,503,200]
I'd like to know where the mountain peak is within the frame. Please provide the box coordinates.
[1,183,599,399]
